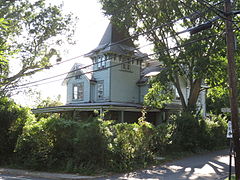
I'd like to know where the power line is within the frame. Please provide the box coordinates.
[179,0,224,29]
[4,3,227,91]
[32,4,215,70]
[10,42,154,88]
[8,32,223,91]
[197,0,240,23]
[7,24,205,89]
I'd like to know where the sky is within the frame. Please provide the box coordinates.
[13,0,110,106]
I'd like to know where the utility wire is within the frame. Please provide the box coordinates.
[33,2,219,69]
[197,0,240,23]
[8,33,223,91]
[179,0,224,29]
[4,2,227,91]
[8,24,207,89]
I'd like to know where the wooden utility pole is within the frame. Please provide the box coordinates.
[225,0,240,178]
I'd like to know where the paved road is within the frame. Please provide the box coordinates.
[96,149,233,180]
[0,174,51,180]
[0,149,233,180]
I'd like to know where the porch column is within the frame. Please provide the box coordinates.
[121,111,124,123]
[100,107,104,120]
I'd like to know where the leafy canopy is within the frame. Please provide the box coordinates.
[99,0,239,112]
[0,0,76,96]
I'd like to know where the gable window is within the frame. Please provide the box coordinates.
[73,83,84,100]
[97,81,104,99]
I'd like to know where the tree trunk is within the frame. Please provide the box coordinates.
[187,78,202,111]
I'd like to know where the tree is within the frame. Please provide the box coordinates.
[99,0,239,113]
[0,96,34,164]
[0,0,75,96]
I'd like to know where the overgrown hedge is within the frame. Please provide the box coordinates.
[0,97,33,164]
[0,97,228,173]
[13,112,228,173]
[15,117,155,173]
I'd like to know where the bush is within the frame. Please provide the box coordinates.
[171,112,228,152]
[15,116,109,172]
[107,120,154,171]
[199,114,228,150]
[15,115,157,173]
[150,123,175,155]
[0,97,33,164]
[14,111,228,173]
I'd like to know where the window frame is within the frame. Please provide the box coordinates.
[97,81,104,100]
[72,82,84,101]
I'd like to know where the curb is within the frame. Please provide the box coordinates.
[0,168,101,180]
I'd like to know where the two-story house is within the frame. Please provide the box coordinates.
[33,22,206,123]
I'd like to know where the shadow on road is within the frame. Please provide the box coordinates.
[97,149,233,180]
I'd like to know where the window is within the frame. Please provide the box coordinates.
[97,81,104,99]
[121,58,131,71]
[97,55,106,69]
[73,83,84,100]
[75,75,81,79]
[175,88,180,100]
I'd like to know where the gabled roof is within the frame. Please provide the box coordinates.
[137,60,164,85]
[85,22,147,58]
[62,62,94,85]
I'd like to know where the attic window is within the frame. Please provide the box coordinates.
[73,83,84,100]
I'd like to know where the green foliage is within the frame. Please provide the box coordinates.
[14,116,156,173]
[150,123,175,155]
[10,110,227,173]
[144,81,173,109]
[0,97,34,164]
[171,113,228,152]
[35,95,63,119]
[107,120,154,171]
[0,0,76,95]
[199,114,228,150]
[171,113,200,151]
[99,0,240,113]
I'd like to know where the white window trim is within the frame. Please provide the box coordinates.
[73,83,84,100]
[97,81,104,100]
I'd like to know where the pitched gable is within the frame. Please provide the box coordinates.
[62,62,94,86]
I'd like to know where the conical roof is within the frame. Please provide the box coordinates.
[85,22,138,56]
[98,23,134,48]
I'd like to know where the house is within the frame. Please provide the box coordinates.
[33,22,206,123]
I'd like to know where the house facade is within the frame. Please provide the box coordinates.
[33,22,206,123]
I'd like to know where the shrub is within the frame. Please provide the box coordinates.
[150,122,175,155]
[107,120,154,171]
[171,112,228,152]
[0,97,33,164]
[14,111,228,173]
[15,115,156,173]
[199,114,228,150]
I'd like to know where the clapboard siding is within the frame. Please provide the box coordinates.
[66,74,90,104]
[92,60,111,102]
[110,60,141,103]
